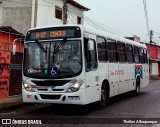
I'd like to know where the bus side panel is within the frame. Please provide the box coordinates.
[109,63,119,97]
[98,62,109,98]
[119,63,129,94]
[85,70,99,104]
[141,63,149,88]
[127,64,136,91]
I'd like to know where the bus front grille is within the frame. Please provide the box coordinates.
[39,94,61,100]
[31,80,70,86]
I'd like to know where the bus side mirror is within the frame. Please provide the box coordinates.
[12,44,17,55]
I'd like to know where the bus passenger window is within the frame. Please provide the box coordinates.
[117,42,126,63]
[96,36,108,62]
[107,39,118,62]
[143,49,148,63]
[133,46,139,63]
[139,47,145,64]
[126,44,133,63]
[84,38,98,71]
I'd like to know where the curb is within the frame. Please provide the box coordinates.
[150,76,160,80]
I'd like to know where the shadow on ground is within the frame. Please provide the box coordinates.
[27,91,149,116]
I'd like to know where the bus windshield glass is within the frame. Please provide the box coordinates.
[23,40,82,78]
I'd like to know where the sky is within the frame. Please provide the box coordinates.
[76,0,160,43]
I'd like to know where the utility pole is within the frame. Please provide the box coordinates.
[63,0,67,24]
[150,30,153,44]
[31,0,38,28]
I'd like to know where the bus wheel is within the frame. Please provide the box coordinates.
[134,78,140,95]
[99,84,108,108]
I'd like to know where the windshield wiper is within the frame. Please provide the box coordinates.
[35,40,47,53]
[52,39,67,64]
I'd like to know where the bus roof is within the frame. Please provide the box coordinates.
[27,24,82,31]
[27,24,146,48]
[84,25,146,48]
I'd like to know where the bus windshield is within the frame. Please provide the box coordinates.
[23,40,82,78]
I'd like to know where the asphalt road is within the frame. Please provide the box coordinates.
[0,80,160,127]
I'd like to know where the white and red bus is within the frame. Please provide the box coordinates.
[22,25,149,106]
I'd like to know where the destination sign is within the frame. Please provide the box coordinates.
[25,27,81,41]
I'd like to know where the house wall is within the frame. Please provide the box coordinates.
[1,0,85,34]
[157,47,160,60]
[146,44,157,60]
[67,4,84,24]
[36,0,84,27]
[1,0,32,35]
[36,0,63,27]
[151,62,158,76]
[0,32,24,53]
[0,31,24,99]
[146,43,160,77]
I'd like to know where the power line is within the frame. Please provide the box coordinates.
[68,6,83,16]
[68,6,128,36]
[153,31,160,36]
[67,10,77,24]
[41,0,56,6]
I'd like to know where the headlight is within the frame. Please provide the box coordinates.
[66,80,83,92]
[22,82,35,92]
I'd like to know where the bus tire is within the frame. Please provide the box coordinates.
[134,78,140,95]
[99,83,109,108]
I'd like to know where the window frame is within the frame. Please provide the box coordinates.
[143,48,149,64]
[84,38,98,72]
[55,6,62,20]
[77,16,81,24]
[133,46,140,63]
[139,47,145,64]
[96,36,108,62]
[117,41,127,63]
[107,39,118,63]
[126,44,134,63]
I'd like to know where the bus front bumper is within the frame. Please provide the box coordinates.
[22,88,86,105]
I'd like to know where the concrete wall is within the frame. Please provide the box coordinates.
[36,0,84,27]
[1,0,32,35]
[36,0,63,27]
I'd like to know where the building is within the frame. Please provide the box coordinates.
[0,26,24,99]
[0,0,32,35]
[146,43,160,77]
[0,0,89,99]
[32,0,89,27]
[125,35,140,43]
[0,0,89,35]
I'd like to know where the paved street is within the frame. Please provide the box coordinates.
[0,80,160,127]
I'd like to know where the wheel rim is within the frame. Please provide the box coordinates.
[136,79,140,94]
[101,89,106,102]
[136,85,140,93]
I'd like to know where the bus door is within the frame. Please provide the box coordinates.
[108,39,119,96]
[84,37,99,104]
